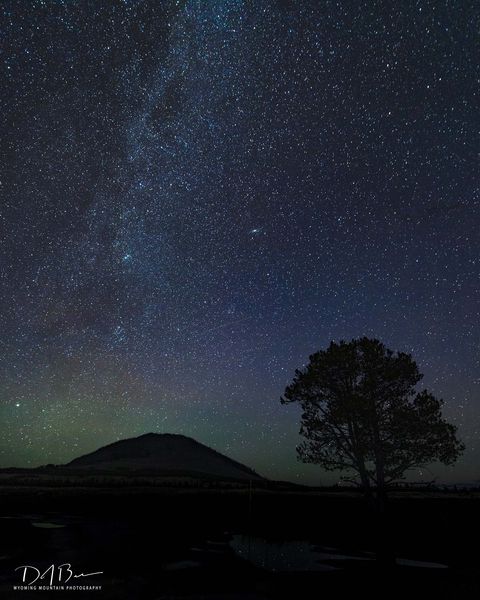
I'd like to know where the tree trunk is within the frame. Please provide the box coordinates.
[371,419,396,567]
[375,488,396,567]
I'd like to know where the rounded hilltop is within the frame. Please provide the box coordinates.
[66,432,263,481]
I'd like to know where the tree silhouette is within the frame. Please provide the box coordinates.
[281,337,464,509]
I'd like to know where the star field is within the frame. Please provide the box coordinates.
[0,1,478,484]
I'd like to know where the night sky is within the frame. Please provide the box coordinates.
[1,1,478,484]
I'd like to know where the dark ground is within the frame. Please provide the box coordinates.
[0,478,479,599]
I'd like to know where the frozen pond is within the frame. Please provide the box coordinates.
[230,535,448,572]
[32,522,66,529]
[230,535,375,572]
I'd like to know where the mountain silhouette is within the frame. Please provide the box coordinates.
[66,433,263,480]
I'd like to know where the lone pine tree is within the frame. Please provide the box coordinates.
[281,337,464,509]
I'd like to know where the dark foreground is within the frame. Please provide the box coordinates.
[0,481,479,599]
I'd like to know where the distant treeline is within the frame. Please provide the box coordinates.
[0,471,478,493]
[0,472,299,490]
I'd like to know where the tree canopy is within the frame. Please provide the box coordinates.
[281,338,464,493]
